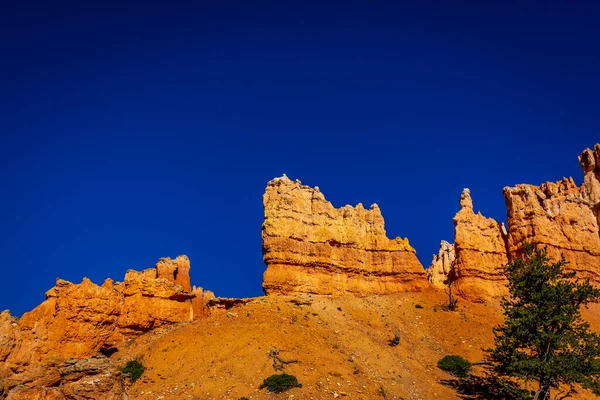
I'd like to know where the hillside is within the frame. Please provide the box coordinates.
[1,143,600,399]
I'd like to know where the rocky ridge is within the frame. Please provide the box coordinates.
[262,175,429,296]
[3,144,600,398]
[0,256,213,399]
[428,144,600,301]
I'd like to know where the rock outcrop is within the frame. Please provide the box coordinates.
[155,255,192,292]
[262,175,428,295]
[504,146,600,285]
[427,189,509,302]
[452,189,509,302]
[426,241,455,289]
[191,286,215,319]
[0,255,210,398]
[3,355,125,400]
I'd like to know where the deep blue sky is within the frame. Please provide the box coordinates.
[1,1,598,315]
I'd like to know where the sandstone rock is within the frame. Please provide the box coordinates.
[0,310,16,362]
[155,255,191,292]
[8,277,121,364]
[4,355,125,400]
[262,175,428,295]
[504,176,600,285]
[426,241,455,289]
[191,286,215,319]
[59,355,125,400]
[0,255,204,395]
[453,189,509,302]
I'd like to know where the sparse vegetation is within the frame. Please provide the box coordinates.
[260,373,302,393]
[437,355,471,378]
[378,385,387,397]
[388,325,400,347]
[121,359,145,382]
[269,347,299,371]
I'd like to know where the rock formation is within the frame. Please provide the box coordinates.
[262,175,428,295]
[0,255,211,399]
[452,189,509,302]
[430,144,600,301]
[191,286,215,319]
[428,189,509,302]
[504,145,600,285]
[426,240,455,289]
[156,255,192,291]
[3,355,125,400]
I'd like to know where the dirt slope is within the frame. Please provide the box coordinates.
[112,289,508,400]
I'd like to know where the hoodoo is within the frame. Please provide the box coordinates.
[261,175,429,296]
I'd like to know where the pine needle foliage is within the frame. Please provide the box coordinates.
[488,243,600,399]
[260,373,302,393]
[121,359,145,383]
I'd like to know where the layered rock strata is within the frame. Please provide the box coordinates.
[452,189,509,302]
[262,175,428,295]
[0,255,211,398]
[504,145,600,284]
[429,144,600,301]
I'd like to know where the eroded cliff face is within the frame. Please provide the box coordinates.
[453,189,509,302]
[427,189,508,302]
[504,145,600,284]
[0,255,211,399]
[3,355,125,400]
[262,175,428,295]
[427,240,455,289]
[429,144,600,301]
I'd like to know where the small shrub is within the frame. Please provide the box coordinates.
[121,359,145,382]
[388,335,400,347]
[437,355,471,377]
[260,373,302,393]
[415,304,423,309]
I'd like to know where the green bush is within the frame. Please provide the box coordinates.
[260,373,302,393]
[437,355,471,377]
[121,359,145,382]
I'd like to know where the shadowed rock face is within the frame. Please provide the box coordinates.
[3,355,125,400]
[262,175,429,295]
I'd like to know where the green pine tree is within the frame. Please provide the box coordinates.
[488,243,600,399]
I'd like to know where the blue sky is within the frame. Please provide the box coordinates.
[1,1,598,315]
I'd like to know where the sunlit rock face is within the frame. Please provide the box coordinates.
[262,175,429,296]
[0,255,211,398]
[504,145,600,285]
[427,240,455,289]
[155,255,192,292]
[452,189,509,302]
